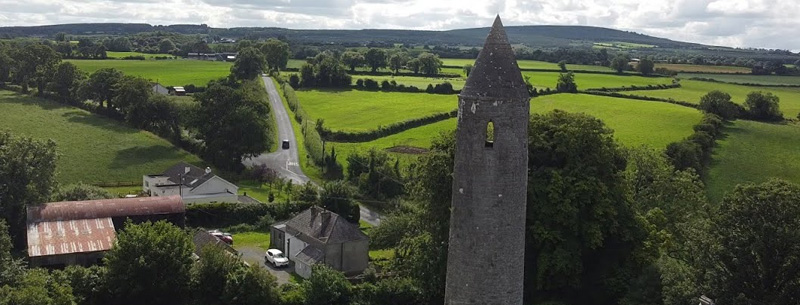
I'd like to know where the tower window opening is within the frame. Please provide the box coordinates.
[485,121,494,148]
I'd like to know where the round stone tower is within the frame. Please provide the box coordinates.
[445,16,530,305]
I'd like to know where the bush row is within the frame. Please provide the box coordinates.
[582,90,699,109]
[353,78,459,94]
[349,70,460,78]
[121,56,146,60]
[586,83,681,92]
[320,109,458,143]
[280,81,326,165]
[689,77,800,88]
[185,201,312,229]
[664,113,725,177]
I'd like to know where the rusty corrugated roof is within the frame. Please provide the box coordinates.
[27,196,184,223]
[27,217,116,257]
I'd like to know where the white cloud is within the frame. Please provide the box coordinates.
[0,0,799,50]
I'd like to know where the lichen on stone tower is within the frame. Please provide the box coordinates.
[460,15,529,101]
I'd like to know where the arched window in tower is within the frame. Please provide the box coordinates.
[485,121,494,148]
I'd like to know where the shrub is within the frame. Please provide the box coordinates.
[364,79,380,90]
[699,90,739,121]
[289,74,300,89]
[355,79,364,88]
[744,91,783,121]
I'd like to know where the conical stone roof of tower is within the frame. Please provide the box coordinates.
[460,16,528,100]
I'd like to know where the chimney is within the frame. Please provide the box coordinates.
[205,167,212,175]
[184,167,190,174]
[310,206,319,227]
[320,210,331,230]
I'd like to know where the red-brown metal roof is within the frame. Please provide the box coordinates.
[27,217,116,257]
[27,196,184,223]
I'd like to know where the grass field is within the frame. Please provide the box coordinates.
[295,89,457,132]
[67,59,232,87]
[706,120,800,202]
[442,58,615,72]
[678,73,800,86]
[232,231,271,252]
[327,94,702,172]
[238,180,292,203]
[628,80,800,117]
[656,64,751,74]
[0,91,202,185]
[105,51,174,59]
[523,72,673,90]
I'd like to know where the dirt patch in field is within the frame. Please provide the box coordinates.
[386,146,429,154]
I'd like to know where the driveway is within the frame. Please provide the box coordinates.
[243,77,382,227]
[238,245,294,285]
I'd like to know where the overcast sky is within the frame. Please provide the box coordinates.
[0,0,798,51]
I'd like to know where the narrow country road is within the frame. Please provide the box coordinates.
[243,77,382,226]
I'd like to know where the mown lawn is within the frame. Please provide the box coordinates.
[706,121,800,203]
[67,59,232,87]
[628,80,800,117]
[232,231,271,251]
[295,89,457,132]
[677,73,800,86]
[656,64,751,74]
[328,94,701,173]
[0,91,202,185]
[237,180,292,203]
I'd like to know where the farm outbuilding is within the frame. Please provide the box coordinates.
[26,196,185,267]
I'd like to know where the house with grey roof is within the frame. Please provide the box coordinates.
[143,162,238,204]
[270,206,369,278]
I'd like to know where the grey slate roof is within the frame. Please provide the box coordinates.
[285,206,368,245]
[161,162,215,189]
[295,245,324,265]
[460,15,529,101]
[192,229,236,256]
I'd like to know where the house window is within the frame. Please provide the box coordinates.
[485,121,494,148]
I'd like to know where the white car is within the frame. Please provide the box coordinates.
[265,249,289,267]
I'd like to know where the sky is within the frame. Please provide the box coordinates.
[0,0,798,51]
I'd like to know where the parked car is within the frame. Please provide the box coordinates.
[282,139,290,149]
[265,249,289,267]
[208,229,233,245]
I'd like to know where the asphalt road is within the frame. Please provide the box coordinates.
[243,77,382,226]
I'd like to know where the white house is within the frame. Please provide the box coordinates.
[143,162,238,204]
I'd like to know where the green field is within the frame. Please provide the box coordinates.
[655,64,750,74]
[106,51,174,59]
[628,80,800,117]
[295,89,457,132]
[442,58,615,72]
[0,91,202,184]
[678,73,800,86]
[67,59,232,87]
[327,94,702,171]
[524,71,673,90]
[707,120,800,202]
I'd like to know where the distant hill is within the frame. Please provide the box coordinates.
[0,23,709,49]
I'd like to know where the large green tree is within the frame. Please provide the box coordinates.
[113,75,152,116]
[699,90,739,121]
[126,94,182,140]
[417,52,442,76]
[702,179,800,304]
[192,80,274,171]
[260,38,290,71]
[222,264,281,305]
[104,221,193,305]
[525,110,650,304]
[192,245,243,305]
[610,54,630,74]
[0,132,57,246]
[364,48,387,72]
[81,68,123,111]
[49,61,86,105]
[158,39,176,54]
[230,47,266,81]
[10,43,60,94]
[302,264,352,305]
[341,51,365,72]
[745,91,783,121]
[389,52,407,74]
[637,58,655,76]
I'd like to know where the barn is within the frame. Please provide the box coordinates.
[26,196,185,267]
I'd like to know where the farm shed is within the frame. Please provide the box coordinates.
[26,196,185,267]
[270,206,369,278]
[172,86,186,96]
